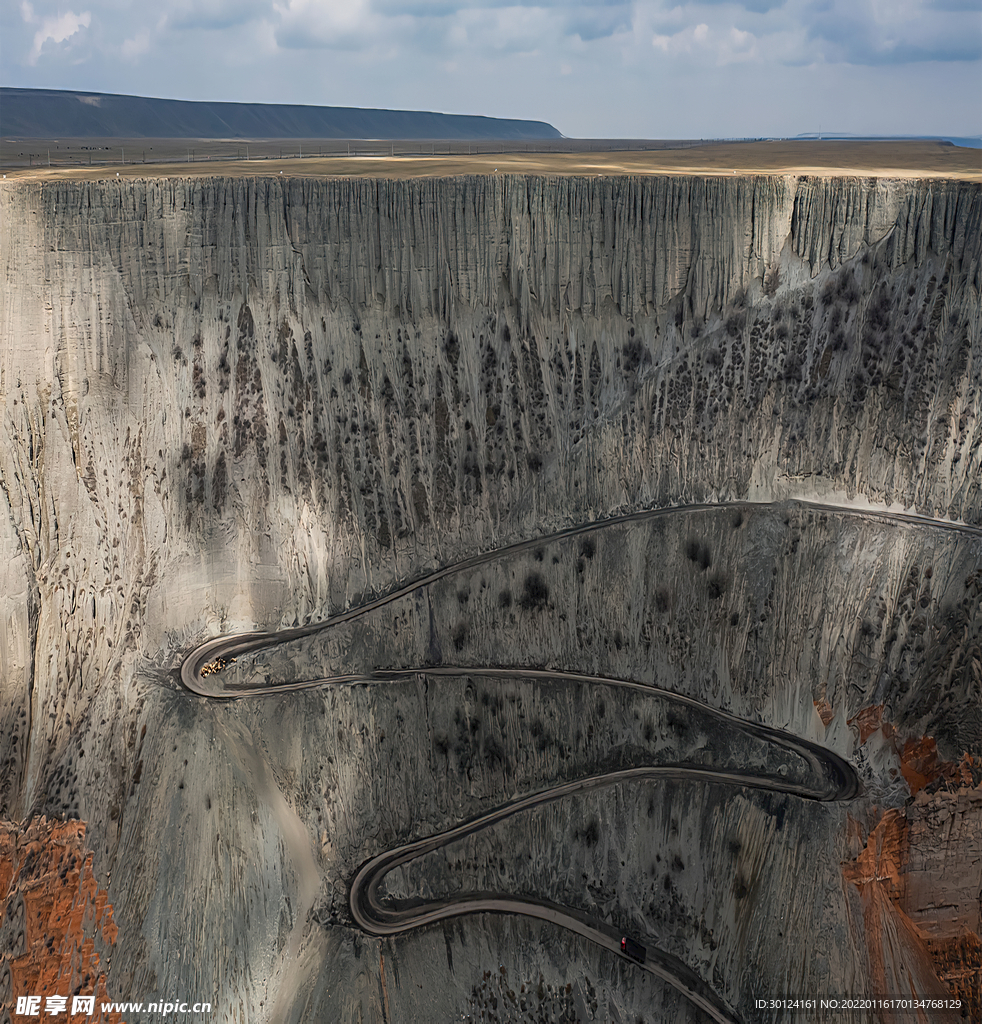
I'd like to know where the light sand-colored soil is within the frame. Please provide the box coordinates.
[2,140,980,183]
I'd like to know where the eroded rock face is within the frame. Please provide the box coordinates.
[0,174,980,1022]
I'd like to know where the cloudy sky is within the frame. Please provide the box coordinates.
[2,0,980,137]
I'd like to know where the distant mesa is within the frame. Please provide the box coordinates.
[793,130,982,150]
[0,88,563,141]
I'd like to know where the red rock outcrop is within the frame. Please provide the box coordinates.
[0,818,122,1023]
[844,713,982,1019]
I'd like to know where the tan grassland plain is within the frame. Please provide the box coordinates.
[3,139,980,182]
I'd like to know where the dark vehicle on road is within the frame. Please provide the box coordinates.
[620,936,646,963]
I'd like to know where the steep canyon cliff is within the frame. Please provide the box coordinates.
[1,173,980,1022]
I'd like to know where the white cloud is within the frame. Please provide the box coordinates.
[801,0,981,65]
[26,9,92,65]
[448,22,467,47]
[1,0,978,136]
[651,18,763,65]
[717,24,757,62]
[122,29,150,59]
[165,0,271,33]
[454,5,557,55]
[652,21,711,54]
[273,0,381,49]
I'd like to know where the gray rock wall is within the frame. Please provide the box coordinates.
[1,173,980,1022]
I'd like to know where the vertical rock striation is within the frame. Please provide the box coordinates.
[1,173,980,1021]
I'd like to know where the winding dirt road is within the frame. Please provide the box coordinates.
[181,498,979,698]
[177,498,976,1022]
[347,667,859,1024]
